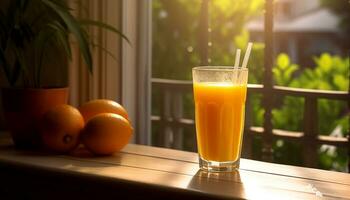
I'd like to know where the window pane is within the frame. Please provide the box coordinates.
[151,0,349,172]
[152,0,202,80]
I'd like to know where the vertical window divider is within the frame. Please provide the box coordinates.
[262,0,274,162]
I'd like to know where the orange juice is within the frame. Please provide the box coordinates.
[193,82,247,162]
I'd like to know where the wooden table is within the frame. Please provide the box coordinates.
[0,134,349,200]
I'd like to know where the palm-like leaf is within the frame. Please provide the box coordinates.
[10,60,21,85]
[90,42,118,61]
[80,19,131,45]
[13,48,30,85]
[18,0,29,12]
[0,49,11,84]
[0,10,8,49]
[42,0,93,72]
[47,21,72,60]
[34,26,55,87]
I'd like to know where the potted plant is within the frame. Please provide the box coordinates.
[0,0,128,148]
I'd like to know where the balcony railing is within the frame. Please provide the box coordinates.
[151,78,350,169]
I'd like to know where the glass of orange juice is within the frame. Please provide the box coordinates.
[192,66,248,172]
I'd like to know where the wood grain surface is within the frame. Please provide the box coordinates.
[0,133,349,199]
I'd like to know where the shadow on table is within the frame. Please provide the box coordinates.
[186,169,247,199]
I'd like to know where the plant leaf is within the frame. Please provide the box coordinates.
[333,74,348,91]
[90,42,117,61]
[272,68,281,85]
[47,21,72,60]
[80,19,131,45]
[277,53,290,70]
[42,0,93,73]
[9,59,21,85]
[35,28,51,87]
[0,48,13,85]
[13,48,31,86]
[283,64,298,84]
[318,53,332,72]
[19,0,29,12]
[47,0,74,11]
[54,31,72,61]
[0,10,8,49]
[6,1,18,27]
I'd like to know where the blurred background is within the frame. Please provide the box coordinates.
[151,0,349,172]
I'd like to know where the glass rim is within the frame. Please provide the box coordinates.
[192,66,248,72]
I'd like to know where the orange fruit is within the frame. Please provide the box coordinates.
[81,113,133,155]
[40,104,84,153]
[79,99,129,123]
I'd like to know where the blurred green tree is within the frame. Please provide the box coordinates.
[152,0,264,80]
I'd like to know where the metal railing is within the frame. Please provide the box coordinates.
[151,78,350,169]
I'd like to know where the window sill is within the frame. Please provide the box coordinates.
[0,133,349,199]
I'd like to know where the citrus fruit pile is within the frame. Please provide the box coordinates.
[40,99,133,156]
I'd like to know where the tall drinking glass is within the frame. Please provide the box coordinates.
[192,66,248,172]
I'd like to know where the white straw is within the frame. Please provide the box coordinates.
[242,42,253,69]
[234,49,241,69]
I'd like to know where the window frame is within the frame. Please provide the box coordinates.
[121,0,152,145]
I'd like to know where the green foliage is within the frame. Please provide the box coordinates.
[269,53,349,134]
[210,0,264,66]
[273,140,303,166]
[152,0,201,80]
[0,0,128,88]
[152,0,263,80]
[248,53,349,171]
[289,54,349,91]
[269,53,349,171]
[319,147,348,172]
[273,53,299,86]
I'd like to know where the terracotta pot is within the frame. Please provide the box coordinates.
[1,88,68,149]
